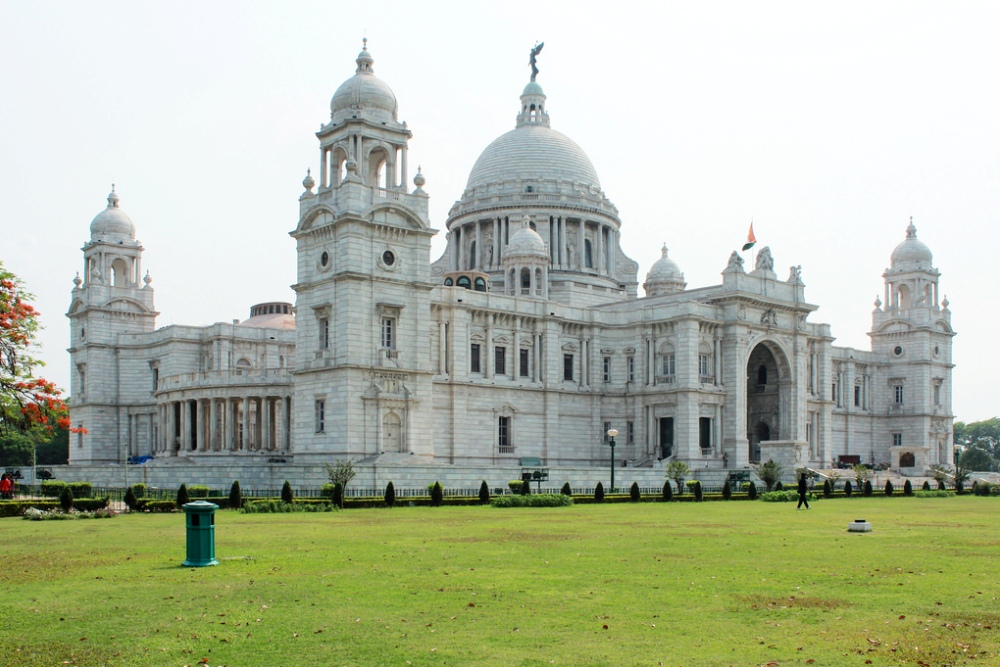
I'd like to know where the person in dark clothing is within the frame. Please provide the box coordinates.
[797,473,810,509]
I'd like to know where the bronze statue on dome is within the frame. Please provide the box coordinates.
[530,42,544,81]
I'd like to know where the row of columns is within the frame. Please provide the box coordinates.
[153,396,292,455]
[449,216,619,274]
[318,137,408,190]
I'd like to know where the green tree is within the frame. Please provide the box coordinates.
[228,480,242,509]
[852,463,871,489]
[629,481,640,502]
[752,459,783,492]
[385,481,396,507]
[430,481,443,506]
[478,480,490,504]
[59,485,73,512]
[665,460,690,493]
[177,483,190,507]
[594,481,605,502]
[281,480,294,504]
[953,418,1000,460]
[124,486,138,510]
[325,459,356,509]
[958,446,997,472]
[662,480,672,501]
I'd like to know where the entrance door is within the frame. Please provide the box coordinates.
[659,417,674,459]
[383,412,402,453]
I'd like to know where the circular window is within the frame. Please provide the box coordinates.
[934,345,940,357]
[382,250,396,266]
[893,345,903,356]
[320,251,329,267]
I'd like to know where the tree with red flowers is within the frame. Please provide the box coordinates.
[0,261,81,436]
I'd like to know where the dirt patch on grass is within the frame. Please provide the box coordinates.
[737,594,850,610]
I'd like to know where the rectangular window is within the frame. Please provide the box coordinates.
[698,353,711,378]
[319,317,330,349]
[934,382,941,405]
[495,346,506,376]
[627,421,634,444]
[854,385,861,407]
[381,317,395,349]
[315,400,325,433]
[661,353,675,377]
[498,415,512,452]
[627,356,635,383]
[151,368,158,392]
[603,356,611,383]
[894,384,904,405]
[892,432,902,447]
[519,348,529,377]
[604,421,612,443]
[563,354,574,381]
[470,343,481,373]
[79,369,86,395]
[699,417,712,450]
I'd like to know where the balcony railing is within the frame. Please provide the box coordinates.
[158,368,292,391]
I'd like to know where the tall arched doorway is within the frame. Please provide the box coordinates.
[383,412,402,453]
[746,342,791,463]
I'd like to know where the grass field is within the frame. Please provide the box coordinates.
[1,497,997,667]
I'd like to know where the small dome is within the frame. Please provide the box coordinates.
[889,220,933,271]
[643,245,686,297]
[241,302,296,330]
[90,187,135,240]
[330,42,398,125]
[522,81,545,96]
[506,220,548,258]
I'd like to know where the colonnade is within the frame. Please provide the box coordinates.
[449,216,619,274]
[318,137,408,190]
[153,395,292,456]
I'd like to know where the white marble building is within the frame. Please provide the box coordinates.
[66,44,955,485]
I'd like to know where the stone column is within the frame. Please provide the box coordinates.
[475,222,482,270]
[578,220,586,270]
[485,314,494,379]
[457,227,465,271]
[241,397,250,451]
[597,223,604,273]
[320,146,328,188]
[400,145,407,189]
[262,397,272,451]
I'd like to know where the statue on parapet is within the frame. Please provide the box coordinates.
[530,42,545,81]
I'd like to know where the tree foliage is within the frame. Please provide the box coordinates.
[0,262,80,436]
[665,460,690,493]
[752,459,783,492]
[958,446,997,472]
[954,418,1000,460]
[325,459,356,508]
[281,480,294,504]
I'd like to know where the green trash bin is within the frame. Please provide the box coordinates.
[182,500,219,567]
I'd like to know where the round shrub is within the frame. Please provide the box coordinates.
[722,482,732,500]
[430,481,444,506]
[822,480,832,498]
[863,480,873,497]
[884,480,894,496]
[774,481,783,492]
[281,480,294,504]
[662,481,672,501]
[938,480,947,491]
[130,483,146,498]
[747,483,758,500]
[521,472,531,495]
[60,486,74,512]
[903,479,913,496]
[124,486,138,511]
[385,481,396,507]
[479,480,490,504]
[594,481,605,503]
[693,480,703,502]
[629,482,640,502]
[844,480,853,497]
[176,483,190,508]
[229,480,242,509]
[560,482,572,496]
[922,480,932,491]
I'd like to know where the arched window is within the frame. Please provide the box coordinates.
[897,284,911,310]
[584,239,594,268]
[520,268,531,292]
[111,258,129,287]
[456,276,471,289]
[444,277,454,286]
[474,277,487,292]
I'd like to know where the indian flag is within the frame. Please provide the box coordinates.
[742,222,756,251]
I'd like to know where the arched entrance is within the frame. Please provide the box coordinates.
[746,342,791,463]
[383,412,402,453]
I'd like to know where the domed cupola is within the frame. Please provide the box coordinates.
[643,245,686,297]
[889,219,933,272]
[89,186,136,241]
[501,217,550,299]
[506,221,548,259]
[329,39,399,126]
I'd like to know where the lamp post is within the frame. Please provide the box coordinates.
[607,428,619,493]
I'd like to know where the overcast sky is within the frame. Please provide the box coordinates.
[2,1,997,422]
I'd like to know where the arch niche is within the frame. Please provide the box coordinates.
[746,341,792,463]
[383,411,402,453]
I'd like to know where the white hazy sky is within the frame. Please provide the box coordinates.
[2,1,997,421]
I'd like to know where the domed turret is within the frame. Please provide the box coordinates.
[889,219,933,272]
[643,245,686,297]
[89,186,135,240]
[329,39,398,126]
[506,221,548,259]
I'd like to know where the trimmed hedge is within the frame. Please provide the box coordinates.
[972,482,1000,496]
[243,499,336,513]
[41,481,93,498]
[0,497,109,517]
[761,490,819,503]
[491,494,573,508]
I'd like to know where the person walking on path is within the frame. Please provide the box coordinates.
[797,473,810,509]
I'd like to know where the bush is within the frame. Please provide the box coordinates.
[747,483,758,500]
[131,483,147,499]
[915,489,952,498]
[662,481,672,501]
[430,481,443,506]
[761,490,800,502]
[693,480,703,502]
[124,486,138,510]
[774,481,783,492]
[520,472,531,495]
[243,500,336,514]
[560,482,572,496]
[884,480,894,496]
[508,480,525,494]
[922,480,931,491]
[956,481,965,495]
[972,482,1000,496]
[722,482,732,500]
[40,480,67,497]
[863,480,873,497]
[903,479,913,496]
[188,485,211,498]
[629,482,640,502]
[844,481,853,497]
[59,486,74,512]
[229,480,242,509]
[823,480,832,498]
[281,480,294,504]
[938,480,947,491]
[176,483,190,507]
[142,499,180,512]
[381,481,395,507]
[492,494,573,508]
[594,481,605,503]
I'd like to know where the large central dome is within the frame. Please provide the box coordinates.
[466,124,601,191]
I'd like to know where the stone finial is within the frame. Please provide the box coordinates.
[73,273,82,287]
[143,271,152,288]
[302,168,315,193]
[942,295,949,310]
[874,295,882,310]
[413,166,426,192]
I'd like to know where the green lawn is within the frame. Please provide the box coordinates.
[1,497,997,667]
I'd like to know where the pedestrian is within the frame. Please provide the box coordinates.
[0,473,12,500]
[797,472,810,509]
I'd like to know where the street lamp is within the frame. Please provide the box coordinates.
[607,428,619,493]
